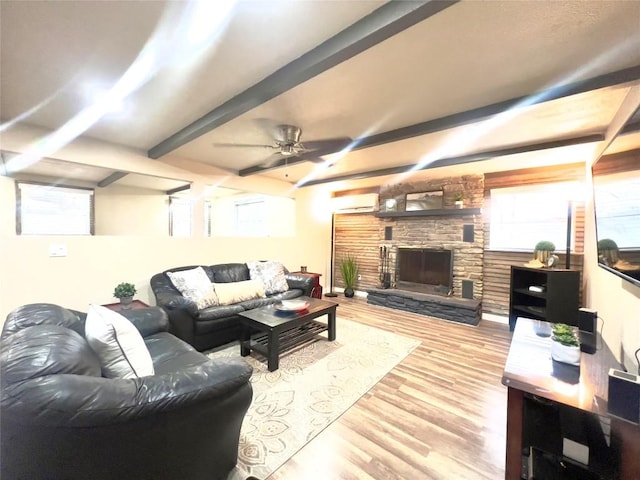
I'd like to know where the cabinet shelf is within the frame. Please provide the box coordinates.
[509,266,580,331]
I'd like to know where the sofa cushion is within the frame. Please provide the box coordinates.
[213,279,265,306]
[197,304,245,322]
[210,263,250,283]
[85,305,155,379]
[247,260,289,295]
[167,267,219,309]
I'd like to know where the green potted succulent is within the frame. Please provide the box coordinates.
[453,192,465,209]
[339,253,359,298]
[551,323,580,365]
[113,282,137,309]
[534,240,556,265]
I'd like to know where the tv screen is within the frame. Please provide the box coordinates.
[592,152,640,287]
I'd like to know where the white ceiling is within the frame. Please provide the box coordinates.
[1,0,639,189]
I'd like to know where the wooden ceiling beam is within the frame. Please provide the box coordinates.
[148,1,458,159]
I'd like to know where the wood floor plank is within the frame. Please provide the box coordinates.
[268,297,511,479]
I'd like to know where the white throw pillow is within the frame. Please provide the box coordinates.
[85,304,155,379]
[213,279,266,306]
[247,261,289,296]
[167,267,219,309]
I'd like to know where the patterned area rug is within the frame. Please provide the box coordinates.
[207,318,420,480]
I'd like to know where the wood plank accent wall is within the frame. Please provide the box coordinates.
[482,163,586,315]
[334,213,381,292]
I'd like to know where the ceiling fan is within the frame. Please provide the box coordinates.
[214,124,352,167]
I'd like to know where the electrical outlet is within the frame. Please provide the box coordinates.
[49,244,67,257]
[358,274,362,280]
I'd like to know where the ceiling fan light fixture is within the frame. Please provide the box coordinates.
[280,144,296,156]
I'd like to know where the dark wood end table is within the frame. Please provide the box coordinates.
[291,271,323,299]
[238,297,337,371]
[102,300,150,312]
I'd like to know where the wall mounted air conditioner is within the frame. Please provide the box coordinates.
[333,193,379,213]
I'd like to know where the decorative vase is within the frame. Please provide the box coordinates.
[344,287,355,298]
[535,250,551,265]
[551,340,581,366]
[120,296,133,310]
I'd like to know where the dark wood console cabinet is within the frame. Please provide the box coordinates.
[508,266,580,331]
[502,318,640,479]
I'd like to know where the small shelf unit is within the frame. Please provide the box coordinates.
[508,265,580,331]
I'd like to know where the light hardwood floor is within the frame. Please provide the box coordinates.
[269,296,513,480]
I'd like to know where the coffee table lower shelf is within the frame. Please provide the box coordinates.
[242,320,327,360]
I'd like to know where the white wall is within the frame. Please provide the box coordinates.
[95,185,169,236]
[0,164,334,325]
[583,164,640,371]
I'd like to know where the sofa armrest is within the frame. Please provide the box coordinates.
[119,307,169,337]
[286,273,315,297]
[155,292,199,317]
[1,357,253,427]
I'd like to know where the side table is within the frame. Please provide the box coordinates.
[102,299,150,312]
[291,272,323,299]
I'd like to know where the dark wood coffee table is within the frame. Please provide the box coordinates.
[238,297,338,371]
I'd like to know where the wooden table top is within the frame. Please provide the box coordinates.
[502,318,621,417]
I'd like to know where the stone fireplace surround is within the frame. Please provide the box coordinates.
[363,175,484,325]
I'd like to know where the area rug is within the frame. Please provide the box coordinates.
[206,318,420,480]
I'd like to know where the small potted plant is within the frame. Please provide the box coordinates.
[534,240,555,265]
[339,253,359,298]
[551,323,581,365]
[453,192,465,209]
[114,282,137,309]
[597,238,619,266]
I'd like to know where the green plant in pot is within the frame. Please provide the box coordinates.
[453,192,465,208]
[551,323,581,365]
[534,240,555,265]
[339,253,359,298]
[114,282,137,309]
[597,238,619,266]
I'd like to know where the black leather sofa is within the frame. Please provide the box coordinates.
[150,262,315,351]
[0,303,253,480]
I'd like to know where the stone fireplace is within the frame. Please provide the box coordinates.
[358,174,484,325]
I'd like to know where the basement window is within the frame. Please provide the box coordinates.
[234,197,266,237]
[169,197,191,237]
[489,183,577,251]
[16,182,94,235]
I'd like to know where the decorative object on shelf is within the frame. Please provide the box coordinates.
[453,192,464,209]
[533,240,556,266]
[300,265,307,273]
[523,258,544,268]
[339,253,359,298]
[551,323,581,365]
[405,190,443,211]
[113,282,137,310]
[547,254,560,268]
[381,198,397,213]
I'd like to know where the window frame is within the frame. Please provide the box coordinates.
[15,181,95,236]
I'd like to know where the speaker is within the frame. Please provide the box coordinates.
[578,308,597,354]
[607,369,640,424]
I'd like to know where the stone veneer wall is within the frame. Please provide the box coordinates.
[334,175,484,301]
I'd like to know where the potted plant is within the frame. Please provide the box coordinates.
[551,323,581,365]
[339,253,359,298]
[453,192,464,209]
[114,282,137,309]
[597,238,619,266]
[534,240,555,265]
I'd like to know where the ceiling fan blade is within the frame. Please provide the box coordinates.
[213,142,276,149]
[300,137,353,150]
[261,152,286,167]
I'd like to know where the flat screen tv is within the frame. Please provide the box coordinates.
[591,152,640,287]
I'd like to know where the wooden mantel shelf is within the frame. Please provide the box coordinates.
[375,208,481,218]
